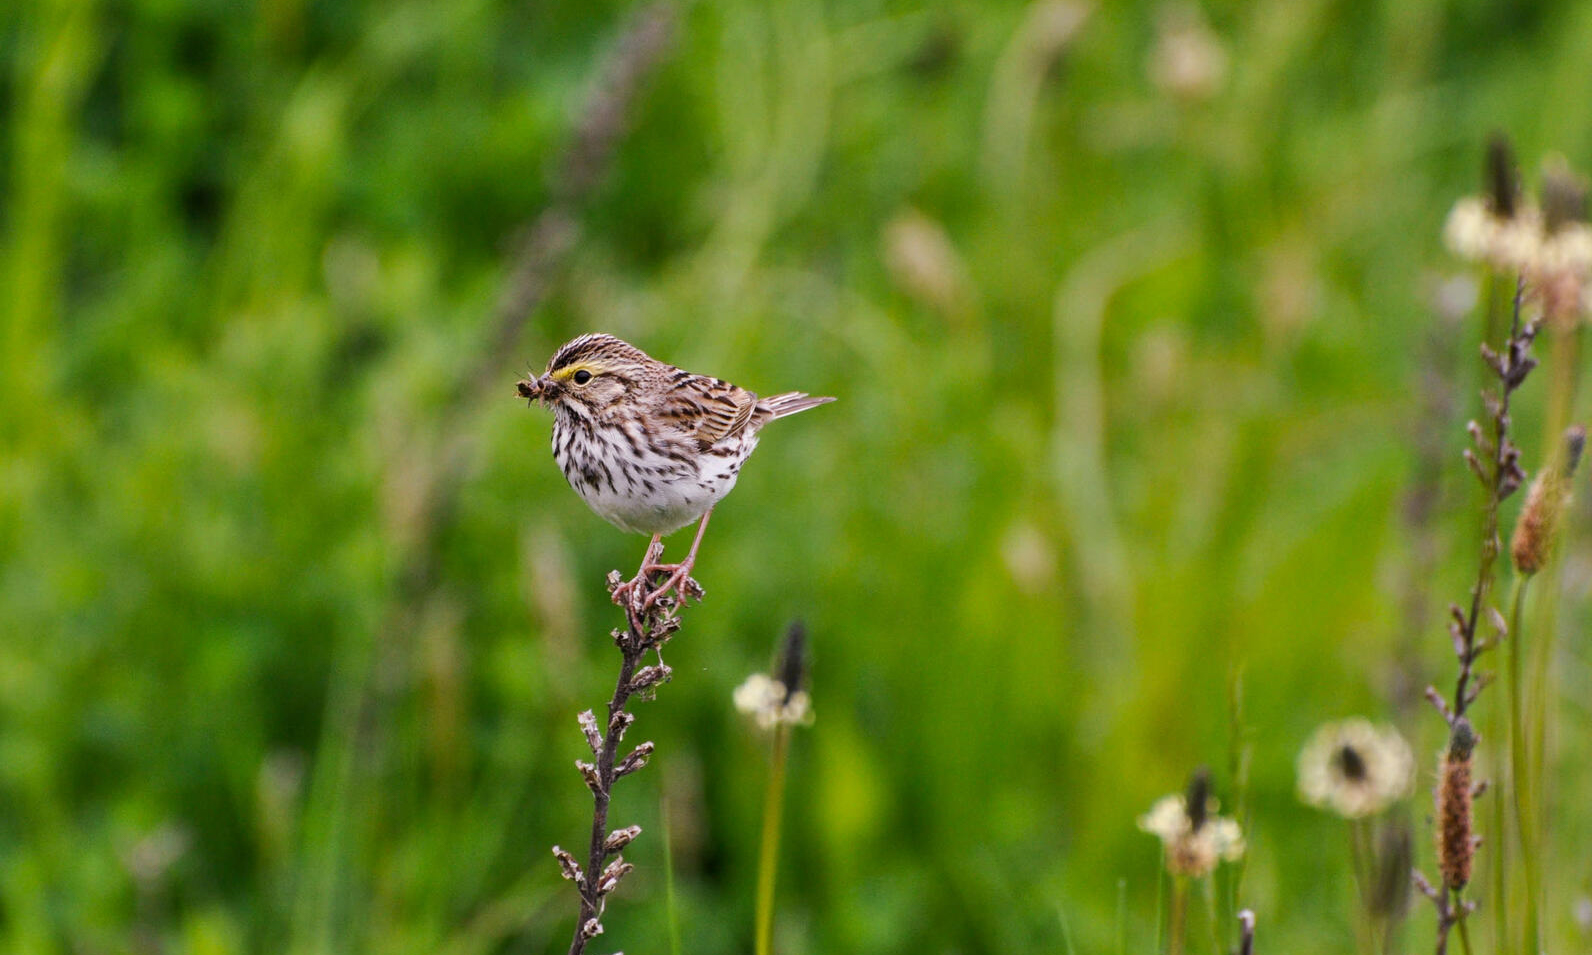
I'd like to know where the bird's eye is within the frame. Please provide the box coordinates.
[573,370,593,385]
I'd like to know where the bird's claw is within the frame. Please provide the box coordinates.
[609,538,703,614]
[640,568,702,611]
[608,570,700,615]
[609,577,638,608]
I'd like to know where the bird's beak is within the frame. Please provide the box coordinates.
[516,377,543,405]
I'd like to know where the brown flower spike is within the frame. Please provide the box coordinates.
[1510,424,1585,575]
[1436,719,1477,890]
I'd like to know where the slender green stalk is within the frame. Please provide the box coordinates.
[1115,878,1128,955]
[1168,876,1187,955]
[662,796,683,955]
[1154,868,1166,955]
[1202,874,1221,955]
[754,725,791,955]
[1541,323,1580,461]
[1523,641,1552,953]
[1488,688,1509,955]
[1457,904,1475,955]
[1531,323,1581,771]
[1056,904,1076,955]
[1348,819,1373,955]
[1482,272,1510,356]
[1506,574,1540,954]
[1523,320,1579,955]
[1382,886,1400,955]
[1225,666,1250,937]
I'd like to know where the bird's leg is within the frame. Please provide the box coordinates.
[610,534,664,608]
[637,535,673,578]
[641,509,712,611]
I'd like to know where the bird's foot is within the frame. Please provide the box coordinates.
[639,562,704,612]
[608,563,700,614]
[609,536,704,614]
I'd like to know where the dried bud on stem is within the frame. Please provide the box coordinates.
[627,664,673,694]
[604,825,642,853]
[597,857,634,895]
[578,710,603,753]
[553,846,584,884]
[616,741,654,778]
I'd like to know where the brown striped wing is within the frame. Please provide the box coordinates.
[652,376,760,450]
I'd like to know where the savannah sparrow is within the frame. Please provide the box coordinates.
[517,333,833,608]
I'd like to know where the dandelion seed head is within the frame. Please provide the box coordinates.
[1444,154,1592,320]
[733,673,814,731]
[1297,719,1414,818]
[1137,788,1245,878]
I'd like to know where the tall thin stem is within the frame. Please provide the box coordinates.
[1483,272,1512,360]
[1422,281,1536,954]
[1348,820,1374,955]
[1202,875,1222,955]
[571,641,643,951]
[1505,575,1541,954]
[662,797,683,955]
[1489,643,1511,955]
[1457,912,1475,955]
[1519,320,1579,955]
[754,725,792,955]
[1168,877,1187,955]
[1449,284,1530,725]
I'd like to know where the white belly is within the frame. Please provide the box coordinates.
[580,465,737,534]
[555,419,757,535]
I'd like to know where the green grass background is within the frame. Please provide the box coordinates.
[5,0,1592,951]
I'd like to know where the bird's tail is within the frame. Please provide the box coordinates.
[760,392,836,420]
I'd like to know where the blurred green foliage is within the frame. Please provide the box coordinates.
[5,0,1592,952]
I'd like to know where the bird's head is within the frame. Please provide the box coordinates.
[517,333,654,419]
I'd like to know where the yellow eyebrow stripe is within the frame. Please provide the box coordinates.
[550,364,599,382]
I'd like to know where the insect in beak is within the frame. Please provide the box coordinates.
[516,377,544,405]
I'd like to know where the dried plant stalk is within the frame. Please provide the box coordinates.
[1417,279,1537,955]
[556,560,693,955]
